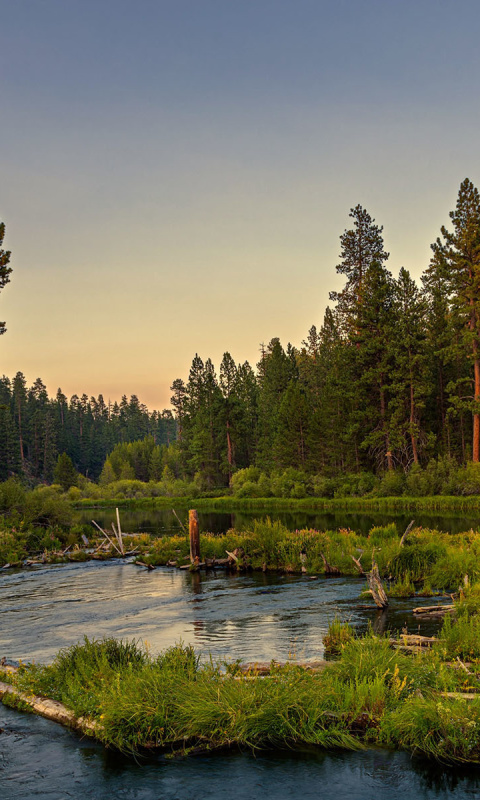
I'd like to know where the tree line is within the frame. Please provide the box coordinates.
[169,179,480,488]
[2,178,480,492]
[0,374,176,483]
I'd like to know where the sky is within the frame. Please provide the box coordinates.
[1,0,480,409]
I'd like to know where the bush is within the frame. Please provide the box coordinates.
[376,471,405,497]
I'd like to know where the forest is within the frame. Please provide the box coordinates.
[3,178,480,496]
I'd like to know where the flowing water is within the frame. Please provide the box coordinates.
[1,519,480,798]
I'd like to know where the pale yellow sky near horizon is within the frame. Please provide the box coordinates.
[2,3,480,410]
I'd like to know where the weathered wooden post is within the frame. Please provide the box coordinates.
[189,509,200,563]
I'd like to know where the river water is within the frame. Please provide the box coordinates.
[1,546,480,797]
[75,506,480,538]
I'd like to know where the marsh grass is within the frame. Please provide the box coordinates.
[142,521,480,594]
[9,628,480,763]
[387,573,416,597]
[323,618,354,655]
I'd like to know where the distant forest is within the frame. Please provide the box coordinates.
[3,178,480,490]
[0,377,176,483]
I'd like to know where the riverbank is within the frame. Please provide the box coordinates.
[3,586,480,764]
[3,518,480,598]
[72,494,480,512]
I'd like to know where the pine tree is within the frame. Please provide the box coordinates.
[389,268,432,466]
[53,453,78,490]
[0,222,12,336]
[432,178,480,461]
[330,205,389,336]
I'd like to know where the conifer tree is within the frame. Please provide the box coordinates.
[0,222,12,336]
[330,205,389,335]
[432,178,480,461]
[389,268,432,466]
[53,453,78,490]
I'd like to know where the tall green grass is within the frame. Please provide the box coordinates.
[10,632,480,763]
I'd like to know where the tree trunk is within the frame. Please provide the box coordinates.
[226,419,233,482]
[409,378,419,464]
[473,348,480,462]
[380,381,393,471]
[189,509,201,563]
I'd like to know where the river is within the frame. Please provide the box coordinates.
[1,536,480,798]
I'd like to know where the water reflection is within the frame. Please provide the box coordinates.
[1,562,480,798]
[1,703,479,800]
[75,507,480,538]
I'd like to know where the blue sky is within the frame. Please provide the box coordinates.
[1,1,480,407]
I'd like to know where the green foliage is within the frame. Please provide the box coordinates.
[0,221,12,337]
[387,573,416,597]
[13,628,480,763]
[323,618,354,655]
[389,540,447,582]
[53,453,78,491]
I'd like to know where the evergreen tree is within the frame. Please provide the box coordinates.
[0,221,12,336]
[432,178,480,460]
[53,453,78,490]
[330,204,389,336]
[389,268,432,466]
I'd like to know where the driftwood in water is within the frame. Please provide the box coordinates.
[399,519,415,547]
[135,561,156,571]
[189,510,201,563]
[0,679,100,736]
[116,508,124,555]
[412,604,455,617]
[91,520,123,556]
[350,554,365,576]
[367,560,389,609]
[320,553,341,575]
[172,508,186,532]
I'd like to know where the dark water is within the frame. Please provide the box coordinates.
[2,704,480,800]
[0,561,478,798]
[75,507,480,538]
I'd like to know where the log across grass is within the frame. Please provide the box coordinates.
[5,590,480,764]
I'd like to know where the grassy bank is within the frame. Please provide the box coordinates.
[72,494,480,513]
[5,587,480,763]
[4,511,480,594]
[137,518,480,592]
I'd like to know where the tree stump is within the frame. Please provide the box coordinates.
[368,560,389,609]
[189,509,201,563]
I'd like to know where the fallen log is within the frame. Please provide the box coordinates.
[134,561,156,571]
[236,660,328,675]
[320,553,341,575]
[389,634,437,647]
[412,604,455,617]
[0,680,100,736]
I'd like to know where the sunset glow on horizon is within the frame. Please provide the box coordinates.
[2,1,480,409]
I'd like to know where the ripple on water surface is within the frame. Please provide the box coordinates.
[0,560,465,800]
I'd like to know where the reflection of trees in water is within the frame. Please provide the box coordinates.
[76,508,480,538]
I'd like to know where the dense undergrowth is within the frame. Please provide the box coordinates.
[7,587,480,763]
[68,458,480,503]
